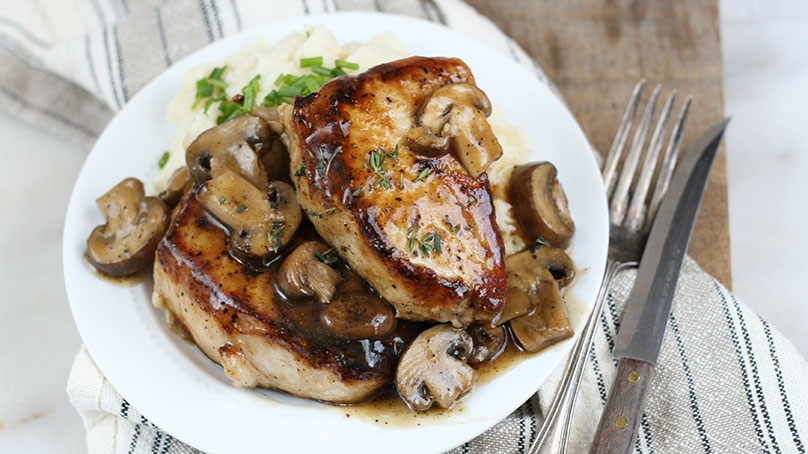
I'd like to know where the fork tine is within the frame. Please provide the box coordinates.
[624,90,677,232]
[610,84,661,226]
[602,79,646,197]
[647,95,692,222]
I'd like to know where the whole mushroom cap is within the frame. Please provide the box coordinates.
[395,324,477,411]
[508,162,575,249]
[86,177,170,277]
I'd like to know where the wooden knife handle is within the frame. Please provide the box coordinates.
[589,358,655,454]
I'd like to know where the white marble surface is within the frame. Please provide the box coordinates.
[1,3,807,453]
[721,1,808,357]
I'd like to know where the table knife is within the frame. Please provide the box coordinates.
[589,118,730,453]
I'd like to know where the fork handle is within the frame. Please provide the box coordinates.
[589,358,655,454]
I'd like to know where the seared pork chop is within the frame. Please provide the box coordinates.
[280,56,508,327]
[153,191,416,404]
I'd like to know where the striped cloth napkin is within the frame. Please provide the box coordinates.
[4,1,806,452]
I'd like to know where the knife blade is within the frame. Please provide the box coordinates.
[589,118,730,454]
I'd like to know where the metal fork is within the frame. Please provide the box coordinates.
[528,79,692,454]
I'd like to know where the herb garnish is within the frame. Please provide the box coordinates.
[368,145,399,190]
[316,145,342,179]
[158,151,170,169]
[414,163,434,182]
[531,236,550,251]
[216,74,261,124]
[267,222,285,252]
[315,248,339,265]
[262,57,360,107]
[407,223,442,258]
[307,207,337,218]
[192,57,359,123]
[193,66,228,112]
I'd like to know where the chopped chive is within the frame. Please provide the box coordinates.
[192,65,228,110]
[241,74,261,111]
[311,65,333,76]
[277,85,303,97]
[300,56,324,68]
[158,151,170,169]
[335,60,359,70]
[281,74,298,85]
[237,204,247,213]
[303,76,320,93]
[218,196,227,205]
[262,60,362,107]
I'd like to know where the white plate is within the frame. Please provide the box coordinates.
[63,12,608,454]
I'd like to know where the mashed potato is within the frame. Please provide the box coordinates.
[160,25,530,253]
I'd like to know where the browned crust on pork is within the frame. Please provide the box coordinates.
[152,192,413,403]
[282,56,508,326]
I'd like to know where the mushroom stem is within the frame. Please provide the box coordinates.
[503,246,575,353]
[277,241,342,303]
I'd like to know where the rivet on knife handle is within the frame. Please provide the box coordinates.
[589,358,655,454]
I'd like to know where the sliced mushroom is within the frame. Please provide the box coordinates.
[509,277,573,353]
[406,83,503,178]
[158,166,193,208]
[467,323,507,367]
[507,246,575,290]
[196,170,302,264]
[493,286,534,326]
[504,247,575,353]
[395,324,477,411]
[86,177,170,277]
[320,293,398,340]
[185,114,272,190]
[277,241,342,303]
[508,162,575,249]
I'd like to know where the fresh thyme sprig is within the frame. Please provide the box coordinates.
[368,145,399,190]
[316,145,342,179]
[267,222,285,252]
[315,248,339,265]
[407,223,442,258]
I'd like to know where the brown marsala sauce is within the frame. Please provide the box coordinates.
[159,193,423,382]
[83,253,151,287]
[331,341,530,427]
[331,290,587,426]
[138,187,581,423]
